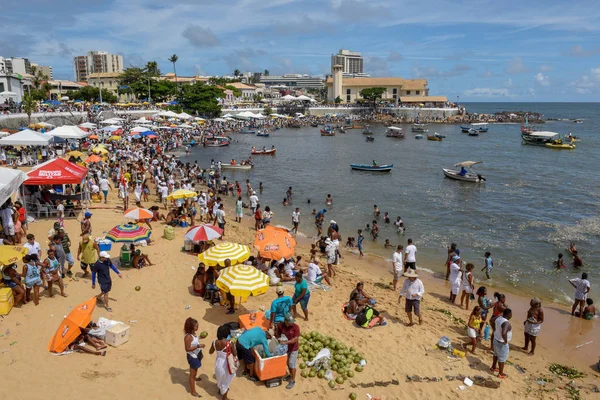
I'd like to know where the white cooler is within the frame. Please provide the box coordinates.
[105,323,130,347]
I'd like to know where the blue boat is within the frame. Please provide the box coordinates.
[256,131,270,137]
[350,163,393,172]
[239,129,256,134]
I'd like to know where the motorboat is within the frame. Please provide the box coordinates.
[412,123,429,133]
[221,163,253,170]
[414,134,423,139]
[546,139,576,150]
[350,163,393,172]
[461,123,488,133]
[427,134,442,141]
[362,125,372,135]
[251,148,276,155]
[339,126,346,133]
[204,137,230,147]
[365,135,375,142]
[460,125,471,133]
[239,129,256,134]
[521,131,559,146]
[320,125,335,136]
[468,129,479,136]
[574,119,583,124]
[386,126,405,138]
[433,132,446,138]
[256,131,270,137]
[442,161,486,183]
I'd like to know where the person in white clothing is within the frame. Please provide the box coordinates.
[403,238,417,271]
[569,272,591,318]
[490,308,512,379]
[98,176,112,204]
[392,245,404,291]
[398,269,424,326]
[448,255,462,304]
[306,260,332,286]
[249,191,259,213]
[460,263,475,310]
[291,208,300,235]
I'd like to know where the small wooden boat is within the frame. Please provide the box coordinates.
[221,164,253,170]
[365,136,374,142]
[350,163,393,172]
[204,137,230,147]
[251,148,277,155]
[239,129,256,134]
[427,135,442,141]
[433,132,446,138]
[414,134,423,139]
[311,123,319,127]
[442,161,486,183]
[352,125,365,129]
[256,131,270,137]
[290,124,302,129]
[321,132,335,136]
[362,125,372,135]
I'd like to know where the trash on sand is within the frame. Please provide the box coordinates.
[464,377,473,387]
[458,385,467,391]
[575,341,593,349]
[185,305,191,310]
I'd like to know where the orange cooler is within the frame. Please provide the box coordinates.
[253,349,288,381]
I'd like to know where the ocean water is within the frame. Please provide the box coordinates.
[181,103,600,304]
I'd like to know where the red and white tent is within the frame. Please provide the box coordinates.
[25,158,88,185]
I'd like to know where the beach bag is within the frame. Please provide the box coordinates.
[355,306,371,326]
[225,341,239,374]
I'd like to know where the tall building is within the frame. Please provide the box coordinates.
[0,57,32,75]
[73,51,124,82]
[331,50,368,77]
[30,63,53,79]
[259,74,324,89]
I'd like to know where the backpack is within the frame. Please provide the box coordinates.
[355,306,371,326]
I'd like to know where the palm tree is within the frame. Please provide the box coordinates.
[22,93,36,126]
[168,54,178,87]
[145,61,160,76]
[233,69,240,78]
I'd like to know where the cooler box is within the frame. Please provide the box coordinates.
[105,323,130,347]
[253,349,288,381]
[0,287,14,315]
[97,240,112,252]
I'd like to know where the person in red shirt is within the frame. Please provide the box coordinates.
[14,201,27,242]
[278,314,300,390]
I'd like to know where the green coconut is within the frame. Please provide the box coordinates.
[349,393,358,400]
[347,370,355,378]
[355,365,364,372]
[336,376,345,384]
[301,370,309,378]
[299,363,306,369]
[199,331,208,339]
[317,370,325,379]
[334,354,342,362]
[328,380,336,388]
[309,370,317,378]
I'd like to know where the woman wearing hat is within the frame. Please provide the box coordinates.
[399,269,424,326]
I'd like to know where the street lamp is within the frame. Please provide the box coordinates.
[99,82,104,104]
[148,76,152,102]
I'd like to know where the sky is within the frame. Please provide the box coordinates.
[3,0,600,101]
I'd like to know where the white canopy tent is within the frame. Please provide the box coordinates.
[36,121,56,128]
[48,125,90,139]
[213,118,227,122]
[79,122,97,129]
[295,95,314,102]
[100,118,121,125]
[131,126,151,133]
[155,110,179,118]
[178,112,193,120]
[282,95,297,101]
[132,117,150,123]
[194,117,205,121]
[179,123,193,128]
[0,168,27,207]
[0,129,53,146]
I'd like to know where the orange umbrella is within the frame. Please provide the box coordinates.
[254,225,296,260]
[84,154,103,163]
[48,297,96,353]
[123,207,153,219]
[89,134,99,139]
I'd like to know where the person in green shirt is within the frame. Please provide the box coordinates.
[292,272,310,321]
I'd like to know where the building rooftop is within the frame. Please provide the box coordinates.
[325,76,428,89]
[399,96,447,103]
[227,82,256,90]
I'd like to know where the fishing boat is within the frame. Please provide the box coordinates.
[442,161,486,183]
[365,135,375,142]
[386,126,405,138]
[256,131,270,137]
[221,163,253,170]
[352,124,365,129]
[546,139,576,150]
[350,163,393,172]
[433,132,446,138]
[362,125,372,135]
[412,123,429,133]
[321,125,335,136]
[461,123,488,133]
[251,148,277,155]
[414,134,423,139]
[460,126,471,133]
[521,131,559,146]
[239,129,256,134]
[204,137,230,147]
[427,134,443,141]
[468,129,479,136]
[290,124,302,129]
[574,119,583,124]
[321,131,335,136]
[310,123,319,127]
[339,126,346,133]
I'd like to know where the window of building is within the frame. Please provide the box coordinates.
[393,94,397,100]
[392,88,397,94]
[406,90,411,95]
[346,95,351,102]
[346,88,351,95]
[416,90,420,95]
[0,83,4,92]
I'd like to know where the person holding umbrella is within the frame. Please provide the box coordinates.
[91,251,122,312]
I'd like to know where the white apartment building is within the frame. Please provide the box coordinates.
[73,51,123,81]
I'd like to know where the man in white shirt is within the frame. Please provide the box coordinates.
[404,238,417,272]
[392,245,404,291]
[291,208,300,235]
[24,234,42,258]
[569,272,591,318]
[213,204,226,235]
[0,203,15,240]
[98,176,112,204]
[249,191,259,213]
[159,182,169,209]
[398,269,424,326]
[197,192,207,222]
[307,260,332,286]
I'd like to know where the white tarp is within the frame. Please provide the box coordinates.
[48,125,90,139]
[282,95,297,101]
[0,129,52,146]
[0,168,27,206]
[178,112,193,120]
[79,122,97,129]
[131,126,151,133]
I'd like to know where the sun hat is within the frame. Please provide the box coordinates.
[276,286,285,295]
[330,220,336,224]
[284,313,295,323]
[99,251,111,258]
[403,269,419,278]
[452,255,460,261]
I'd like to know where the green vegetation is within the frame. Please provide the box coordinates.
[21,93,36,125]
[426,307,466,325]
[179,83,224,118]
[548,364,585,379]
[64,86,117,103]
[360,87,386,107]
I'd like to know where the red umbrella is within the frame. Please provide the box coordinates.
[185,224,223,241]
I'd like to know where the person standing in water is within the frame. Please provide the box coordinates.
[325,194,332,205]
[482,251,493,279]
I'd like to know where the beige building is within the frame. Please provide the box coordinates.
[326,76,430,103]
[73,51,123,82]
[88,72,134,101]
[48,80,85,100]
[159,73,209,85]
[227,82,257,103]
[30,63,53,79]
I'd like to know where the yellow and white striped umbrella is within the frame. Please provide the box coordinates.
[197,242,251,267]
[216,264,270,298]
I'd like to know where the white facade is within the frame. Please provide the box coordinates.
[0,73,24,103]
[331,49,368,77]
[0,57,32,75]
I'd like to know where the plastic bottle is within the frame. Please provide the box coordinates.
[484,324,490,341]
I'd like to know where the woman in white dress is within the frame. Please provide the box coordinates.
[209,325,237,400]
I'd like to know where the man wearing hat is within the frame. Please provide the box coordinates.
[278,314,300,390]
[91,251,122,312]
[80,211,93,236]
[269,286,293,336]
[398,269,424,326]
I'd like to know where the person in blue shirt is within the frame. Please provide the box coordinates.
[91,251,122,312]
[292,272,310,321]
[460,166,467,176]
[481,252,493,279]
[269,286,293,336]
[236,326,272,381]
[357,229,364,258]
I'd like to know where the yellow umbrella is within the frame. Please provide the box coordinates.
[67,150,85,158]
[0,246,28,265]
[166,189,197,200]
[197,242,251,267]
[92,146,108,154]
[216,264,270,298]
[109,135,121,141]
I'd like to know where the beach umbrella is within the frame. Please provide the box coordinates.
[88,134,99,139]
[91,146,108,154]
[146,134,158,139]
[84,154,103,164]
[216,264,270,298]
[105,224,151,243]
[123,207,153,220]
[197,242,251,267]
[48,297,96,353]
[67,150,85,158]
[185,224,223,242]
[0,246,28,265]
[254,225,296,260]
[109,135,121,141]
[166,188,197,200]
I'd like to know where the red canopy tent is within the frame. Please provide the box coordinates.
[25,158,88,185]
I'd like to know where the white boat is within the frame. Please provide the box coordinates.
[521,131,559,146]
[221,164,253,170]
[442,161,486,183]
[412,123,429,133]
[386,126,405,138]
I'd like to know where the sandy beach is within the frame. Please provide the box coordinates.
[2,182,599,400]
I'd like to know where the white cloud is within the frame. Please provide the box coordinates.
[563,44,600,57]
[528,88,536,96]
[505,57,528,74]
[534,72,550,86]
[570,66,600,94]
[539,64,554,72]
[463,88,509,97]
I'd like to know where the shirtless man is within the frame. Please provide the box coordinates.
[246,179,253,197]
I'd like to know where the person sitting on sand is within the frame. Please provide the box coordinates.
[132,249,153,269]
[165,209,178,226]
[521,298,544,355]
[306,259,332,286]
[358,305,386,328]
[281,260,296,282]
[192,264,206,297]
[267,261,281,285]
[350,282,376,306]
[575,298,595,320]
[204,267,220,304]
[67,327,107,357]
[345,292,364,319]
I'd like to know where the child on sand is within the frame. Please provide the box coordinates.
[465,306,482,354]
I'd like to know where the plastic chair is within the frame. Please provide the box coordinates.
[34,199,49,218]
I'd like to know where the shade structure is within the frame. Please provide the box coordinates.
[166,188,197,200]
[185,224,223,242]
[91,146,108,154]
[84,154,103,163]
[48,125,90,139]
[0,245,28,265]
[79,122,97,129]
[48,297,96,353]
[454,161,482,168]
[105,224,151,243]
[0,129,53,146]
[67,150,85,158]
[0,168,27,207]
[25,158,88,185]
[197,242,251,267]
[216,264,270,298]
[123,207,153,220]
[131,126,151,133]
[254,226,296,260]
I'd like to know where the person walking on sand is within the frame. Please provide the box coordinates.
[77,234,100,278]
[465,306,482,354]
[569,272,591,318]
[357,229,364,258]
[292,272,310,321]
[521,298,544,355]
[184,317,205,398]
[404,238,417,272]
[398,269,424,326]
[235,196,243,223]
[392,245,404,291]
[213,203,226,236]
[210,325,236,400]
[80,211,93,236]
[490,308,512,379]
[91,251,122,312]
